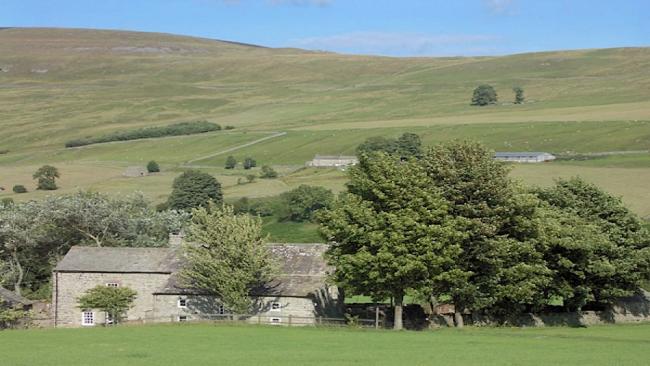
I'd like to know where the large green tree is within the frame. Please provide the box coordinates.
[167,170,223,211]
[356,133,422,159]
[421,141,551,325]
[535,178,650,306]
[181,204,277,314]
[318,153,465,330]
[78,285,137,325]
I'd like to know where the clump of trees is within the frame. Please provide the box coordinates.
[318,141,650,329]
[280,185,334,222]
[33,165,59,190]
[78,285,137,325]
[471,85,498,106]
[146,160,160,173]
[356,132,422,159]
[166,170,223,211]
[64,121,222,148]
[12,185,27,194]
[0,192,187,296]
[181,204,277,314]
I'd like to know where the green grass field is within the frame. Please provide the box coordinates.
[1,323,649,365]
[1,28,650,227]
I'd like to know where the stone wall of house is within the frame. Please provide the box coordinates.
[152,295,320,326]
[53,271,170,327]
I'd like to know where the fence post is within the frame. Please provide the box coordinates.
[375,305,379,329]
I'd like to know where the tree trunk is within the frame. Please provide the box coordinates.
[11,247,24,296]
[454,309,465,328]
[393,292,404,330]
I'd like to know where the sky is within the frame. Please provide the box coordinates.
[2,0,649,57]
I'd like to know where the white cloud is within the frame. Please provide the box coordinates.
[290,32,502,57]
[484,0,517,15]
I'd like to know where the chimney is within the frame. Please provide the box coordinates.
[168,232,184,248]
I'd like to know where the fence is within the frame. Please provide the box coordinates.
[120,313,389,329]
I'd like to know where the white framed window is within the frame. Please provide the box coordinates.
[106,283,119,287]
[270,302,281,311]
[178,315,188,322]
[82,311,95,326]
[270,317,281,324]
[178,298,188,308]
[105,313,114,325]
[217,304,226,315]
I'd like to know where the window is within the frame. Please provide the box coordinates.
[105,313,114,325]
[178,315,188,322]
[106,283,119,287]
[270,317,281,324]
[217,304,226,315]
[82,311,95,326]
[271,302,281,311]
[178,298,187,308]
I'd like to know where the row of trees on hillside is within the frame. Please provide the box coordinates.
[318,141,650,329]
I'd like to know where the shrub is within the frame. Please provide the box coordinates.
[147,160,160,173]
[224,125,235,130]
[78,286,137,325]
[225,156,237,169]
[1,198,14,206]
[12,185,27,193]
[246,174,256,183]
[243,157,257,170]
[0,149,9,155]
[64,121,222,148]
[260,165,278,179]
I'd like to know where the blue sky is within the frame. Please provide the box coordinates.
[2,0,649,57]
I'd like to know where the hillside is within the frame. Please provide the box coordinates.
[1,28,649,225]
[2,28,650,149]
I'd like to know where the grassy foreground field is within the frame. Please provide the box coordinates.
[1,323,649,365]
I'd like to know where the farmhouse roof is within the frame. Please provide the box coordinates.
[0,286,33,306]
[494,152,554,157]
[54,246,179,273]
[313,155,357,160]
[156,244,332,298]
[55,244,332,298]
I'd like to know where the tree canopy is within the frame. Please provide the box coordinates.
[167,170,223,211]
[356,132,422,159]
[280,185,334,222]
[318,153,466,329]
[78,285,137,324]
[181,204,277,314]
[471,85,498,106]
[33,165,59,190]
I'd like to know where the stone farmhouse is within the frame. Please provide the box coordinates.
[52,242,340,328]
[494,152,556,163]
[307,155,359,168]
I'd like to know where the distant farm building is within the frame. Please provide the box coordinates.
[307,155,359,168]
[123,166,148,177]
[494,152,556,163]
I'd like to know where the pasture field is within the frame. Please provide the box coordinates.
[1,323,649,365]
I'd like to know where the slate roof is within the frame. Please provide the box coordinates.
[54,246,179,273]
[55,244,331,298]
[0,287,33,306]
[156,244,331,298]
